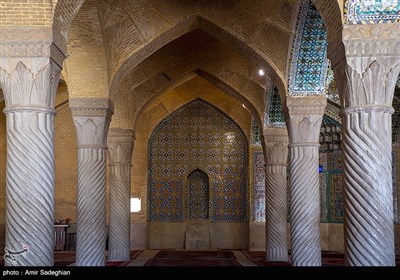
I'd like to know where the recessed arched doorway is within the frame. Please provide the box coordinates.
[147,98,249,249]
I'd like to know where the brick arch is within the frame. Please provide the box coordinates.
[109,15,287,101]
[111,30,268,133]
[288,0,330,96]
[120,69,264,137]
[195,69,264,124]
[52,0,86,52]
[311,0,345,60]
[113,30,269,127]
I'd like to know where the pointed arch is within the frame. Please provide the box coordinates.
[109,16,286,100]
[148,98,248,222]
[186,168,210,220]
[52,0,86,52]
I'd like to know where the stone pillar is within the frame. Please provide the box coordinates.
[263,127,289,262]
[70,98,113,266]
[335,23,400,266]
[0,30,65,266]
[107,128,135,261]
[286,95,327,266]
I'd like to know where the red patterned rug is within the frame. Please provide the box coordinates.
[105,250,142,266]
[54,251,75,266]
[144,250,241,266]
[106,261,131,266]
[154,250,235,259]
[241,250,347,266]
[53,250,144,266]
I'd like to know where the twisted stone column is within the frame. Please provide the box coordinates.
[0,37,65,266]
[263,128,289,262]
[336,23,400,266]
[286,95,326,266]
[70,99,113,266]
[107,128,134,261]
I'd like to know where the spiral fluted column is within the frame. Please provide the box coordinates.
[107,128,135,261]
[0,58,63,266]
[286,95,326,266]
[70,99,113,266]
[342,108,395,265]
[263,128,289,262]
[335,23,400,266]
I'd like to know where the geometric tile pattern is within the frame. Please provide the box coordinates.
[324,103,342,124]
[325,63,340,106]
[148,99,248,222]
[250,116,262,146]
[329,174,345,223]
[265,86,286,128]
[253,150,266,222]
[319,172,328,221]
[149,179,184,221]
[345,0,400,24]
[187,169,209,220]
[328,150,344,171]
[319,153,328,221]
[320,115,342,153]
[289,0,329,96]
[319,151,344,223]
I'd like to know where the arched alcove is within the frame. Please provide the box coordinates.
[187,168,210,220]
[147,98,249,249]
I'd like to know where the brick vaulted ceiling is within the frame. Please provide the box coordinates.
[63,0,347,131]
[96,0,298,88]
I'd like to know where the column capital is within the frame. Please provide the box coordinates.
[70,98,114,119]
[108,128,135,139]
[0,61,62,111]
[0,27,66,111]
[263,127,289,143]
[108,128,135,166]
[262,127,289,166]
[0,27,66,69]
[336,23,400,109]
[286,95,327,115]
[342,23,400,57]
[285,95,327,144]
[70,98,114,148]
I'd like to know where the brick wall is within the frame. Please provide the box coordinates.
[65,0,109,99]
[0,0,53,27]
[54,83,77,223]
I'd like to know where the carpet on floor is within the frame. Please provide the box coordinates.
[106,261,131,266]
[153,250,235,259]
[144,250,241,266]
[53,250,144,266]
[54,251,75,266]
[241,250,348,267]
